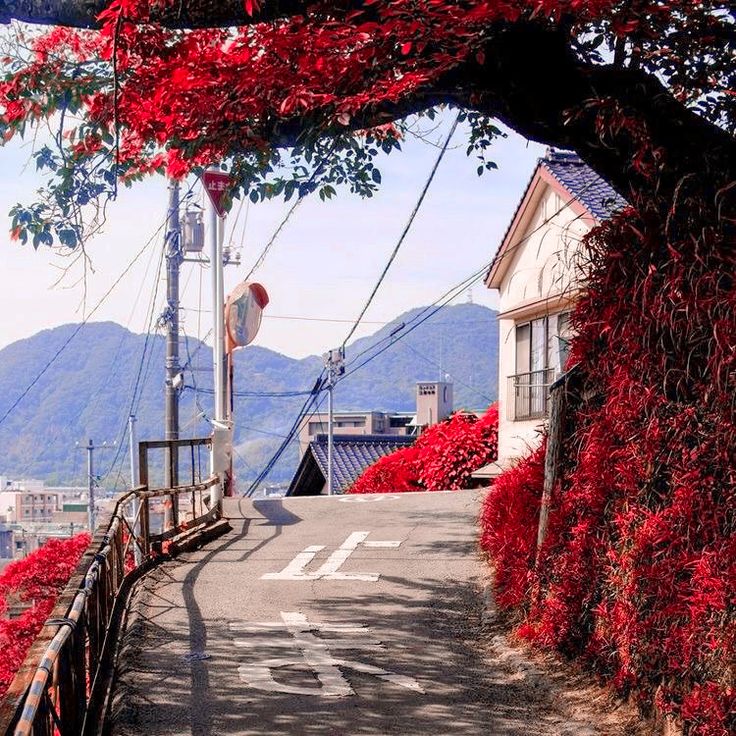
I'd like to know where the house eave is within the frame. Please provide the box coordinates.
[497,290,581,322]
[485,165,598,292]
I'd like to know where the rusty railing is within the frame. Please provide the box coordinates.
[0,437,225,736]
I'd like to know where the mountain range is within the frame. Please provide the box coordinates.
[0,302,498,488]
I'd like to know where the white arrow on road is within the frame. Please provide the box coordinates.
[261,531,402,582]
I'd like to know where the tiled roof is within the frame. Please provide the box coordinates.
[485,149,628,287]
[287,434,416,496]
[542,150,627,220]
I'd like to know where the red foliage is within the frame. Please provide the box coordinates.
[480,206,736,734]
[0,534,90,696]
[346,446,422,495]
[0,1,729,188]
[416,404,499,491]
[348,404,498,494]
[479,442,545,608]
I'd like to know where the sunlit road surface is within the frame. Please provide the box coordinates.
[109,490,593,736]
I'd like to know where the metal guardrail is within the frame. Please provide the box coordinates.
[0,438,223,736]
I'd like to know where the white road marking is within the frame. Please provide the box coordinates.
[231,612,424,697]
[363,540,401,548]
[313,531,369,575]
[261,531,402,582]
[337,495,401,503]
[260,545,325,580]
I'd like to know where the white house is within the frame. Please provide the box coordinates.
[484,150,625,469]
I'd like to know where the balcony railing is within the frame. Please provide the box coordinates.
[507,369,558,421]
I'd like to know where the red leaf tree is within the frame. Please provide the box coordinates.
[0,2,731,246]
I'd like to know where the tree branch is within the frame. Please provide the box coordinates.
[0,0,310,28]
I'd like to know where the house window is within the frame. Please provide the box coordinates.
[509,312,571,421]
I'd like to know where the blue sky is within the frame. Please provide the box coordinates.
[0,112,544,358]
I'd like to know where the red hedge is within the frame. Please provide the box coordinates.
[480,208,735,735]
[480,441,545,609]
[0,534,90,696]
[348,403,498,494]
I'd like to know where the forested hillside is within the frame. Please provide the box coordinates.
[0,303,497,486]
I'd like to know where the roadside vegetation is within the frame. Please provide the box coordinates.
[0,534,89,696]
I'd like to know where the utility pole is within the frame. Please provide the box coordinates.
[128,415,143,565]
[78,439,114,533]
[164,180,182,490]
[324,348,345,496]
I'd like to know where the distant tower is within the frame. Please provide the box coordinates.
[416,381,453,428]
[466,288,474,304]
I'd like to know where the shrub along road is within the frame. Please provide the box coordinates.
[110,491,645,735]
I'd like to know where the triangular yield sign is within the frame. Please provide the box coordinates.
[202,170,232,217]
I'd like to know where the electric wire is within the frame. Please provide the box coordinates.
[183,385,314,398]
[101,178,203,488]
[341,114,460,348]
[69,226,163,430]
[242,372,327,496]
[340,174,603,379]
[226,150,599,495]
[0,216,171,431]
[399,340,494,405]
[102,241,168,488]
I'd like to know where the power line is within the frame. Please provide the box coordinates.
[341,114,460,348]
[183,385,314,399]
[237,425,291,439]
[399,340,494,404]
[265,314,389,325]
[242,372,327,496]
[243,152,333,281]
[0,217,170,431]
[339,173,603,382]
[102,240,168,487]
[100,178,202,488]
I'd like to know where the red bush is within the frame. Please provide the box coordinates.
[479,442,545,608]
[481,207,735,735]
[0,534,90,696]
[416,404,499,491]
[348,403,498,494]
[346,445,422,494]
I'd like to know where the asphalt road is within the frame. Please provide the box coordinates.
[109,491,626,736]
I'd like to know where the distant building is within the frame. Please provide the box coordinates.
[0,489,61,523]
[297,380,453,456]
[0,478,92,560]
[0,476,45,493]
[415,381,453,427]
[483,150,625,469]
[288,434,416,496]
